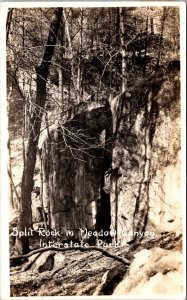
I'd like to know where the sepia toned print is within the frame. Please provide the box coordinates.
[6,4,184,298]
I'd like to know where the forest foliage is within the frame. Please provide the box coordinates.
[7,7,179,139]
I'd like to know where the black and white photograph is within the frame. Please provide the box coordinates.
[0,1,186,298]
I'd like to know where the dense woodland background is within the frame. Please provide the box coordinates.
[7,6,183,297]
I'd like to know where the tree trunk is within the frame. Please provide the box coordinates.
[16,8,62,254]
[150,17,154,34]
[115,8,120,46]
[77,8,83,103]
[156,7,166,69]
[6,9,13,43]
[39,151,48,231]
[143,16,149,74]
[119,8,127,93]
[58,9,64,105]
[63,9,77,97]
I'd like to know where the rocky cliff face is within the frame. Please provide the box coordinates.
[38,67,181,245]
[109,68,181,244]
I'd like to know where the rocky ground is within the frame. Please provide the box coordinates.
[10,232,183,297]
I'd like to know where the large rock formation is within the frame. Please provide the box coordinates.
[39,103,112,239]
[37,67,181,245]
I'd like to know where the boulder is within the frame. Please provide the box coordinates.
[113,247,183,296]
